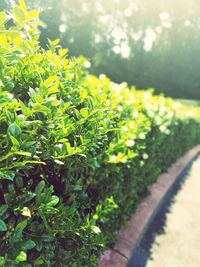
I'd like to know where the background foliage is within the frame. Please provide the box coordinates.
[1,0,200,99]
[1,1,200,267]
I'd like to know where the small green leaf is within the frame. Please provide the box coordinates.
[10,136,20,148]
[0,220,7,232]
[22,240,36,250]
[7,122,21,138]
[16,220,27,231]
[14,151,32,157]
[35,181,45,205]
[54,159,64,165]
[34,257,44,265]
[48,195,59,207]
[33,104,51,115]
[0,171,15,181]
[16,251,27,262]
[35,181,45,194]
[66,142,73,154]
[12,220,27,242]
[80,108,89,118]
[91,225,101,234]
[73,185,82,191]
[21,207,31,218]
[0,205,8,217]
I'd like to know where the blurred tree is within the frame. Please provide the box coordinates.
[1,0,200,99]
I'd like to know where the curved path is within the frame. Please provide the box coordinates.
[145,155,200,267]
[127,155,200,267]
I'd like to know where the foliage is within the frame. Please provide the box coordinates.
[0,2,200,266]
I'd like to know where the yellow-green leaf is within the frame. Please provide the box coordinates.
[14,151,32,157]
[10,136,20,148]
[27,10,40,20]
[80,108,89,118]
[66,142,73,154]
[19,0,27,12]
[43,76,58,87]
[48,85,59,95]
[0,12,6,26]
[13,6,25,23]
[33,104,51,115]
[16,251,27,262]
[91,226,101,234]
[21,207,31,218]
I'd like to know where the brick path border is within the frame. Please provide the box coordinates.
[98,145,200,267]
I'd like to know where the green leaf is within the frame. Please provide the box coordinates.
[0,257,6,266]
[48,195,59,207]
[0,92,12,103]
[7,122,21,138]
[12,220,27,242]
[73,185,82,191]
[35,181,45,205]
[0,160,46,171]
[10,136,20,148]
[13,6,25,23]
[54,159,64,165]
[0,171,15,181]
[66,142,73,154]
[0,220,7,231]
[16,251,27,262]
[0,205,8,217]
[21,207,31,218]
[22,240,36,250]
[35,181,45,194]
[16,220,27,232]
[91,225,101,234]
[19,100,31,116]
[80,108,89,118]
[33,104,51,115]
[34,257,44,265]
[14,151,32,157]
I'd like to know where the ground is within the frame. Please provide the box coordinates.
[146,156,200,267]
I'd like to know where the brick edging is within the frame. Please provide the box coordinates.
[98,145,200,267]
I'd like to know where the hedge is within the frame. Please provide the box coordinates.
[0,2,200,267]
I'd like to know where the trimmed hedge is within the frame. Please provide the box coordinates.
[0,2,200,266]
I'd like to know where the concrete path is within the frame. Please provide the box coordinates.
[146,156,200,267]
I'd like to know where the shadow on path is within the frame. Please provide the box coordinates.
[127,153,200,267]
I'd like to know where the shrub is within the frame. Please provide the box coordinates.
[0,2,200,266]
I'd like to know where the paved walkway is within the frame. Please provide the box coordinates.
[146,156,200,267]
